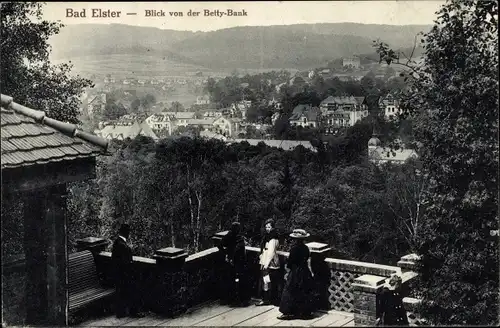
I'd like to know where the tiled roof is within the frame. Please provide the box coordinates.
[290,105,320,121]
[96,121,158,140]
[320,96,364,106]
[1,94,108,169]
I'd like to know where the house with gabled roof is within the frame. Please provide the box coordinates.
[289,104,321,128]
[212,117,242,137]
[87,93,106,118]
[379,91,403,120]
[95,121,158,141]
[319,96,368,132]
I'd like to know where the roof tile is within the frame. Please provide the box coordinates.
[1,94,109,169]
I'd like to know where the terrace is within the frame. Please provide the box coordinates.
[66,233,424,327]
[1,94,423,327]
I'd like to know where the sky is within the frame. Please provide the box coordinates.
[42,1,445,32]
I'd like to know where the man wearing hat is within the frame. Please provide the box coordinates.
[112,223,145,318]
[278,229,315,320]
[219,221,251,306]
[375,273,409,326]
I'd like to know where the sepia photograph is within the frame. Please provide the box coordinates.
[1,1,498,327]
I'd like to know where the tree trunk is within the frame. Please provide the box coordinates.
[194,190,202,252]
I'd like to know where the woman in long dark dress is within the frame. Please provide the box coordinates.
[376,273,409,326]
[278,229,315,320]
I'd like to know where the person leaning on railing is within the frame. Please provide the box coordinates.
[376,273,409,326]
[219,221,251,307]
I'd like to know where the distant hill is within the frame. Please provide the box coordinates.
[49,23,431,70]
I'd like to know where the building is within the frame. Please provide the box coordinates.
[343,56,361,69]
[145,112,197,136]
[87,93,106,118]
[379,92,402,120]
[200,130,227,141]
[196,95,211,105]
[176,118,217,131]
[231,100,251,119]
[268,97,283,111]
[212,117,242,137]
[367,133,418,164]
[319,69,332,78]
[289,75,307,88]
[95,121,158,141]
[203,111,224,119]
[289,104,321,128]
[319,96,368,132]
[1,94,109,326]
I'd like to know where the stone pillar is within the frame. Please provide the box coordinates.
[153,247,188,316]
[352,274,386,326]
[397,253,421,273]
[397,253,421,297]
[211,231,229,302]
[306,242,332,310]
[76,237,109,254]
[212,230,229,248]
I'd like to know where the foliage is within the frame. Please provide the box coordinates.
[375,0,498,325]
[66,136,419,267]
[0,2,93,124]
[169,101,184,112]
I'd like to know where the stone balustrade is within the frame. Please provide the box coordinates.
[72,234,423,326]
[74,237,224,319]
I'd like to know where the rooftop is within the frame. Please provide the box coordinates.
[80,301,355,327]
[1,94,108,169]
[96,121,158,140]
[320,96,365,106]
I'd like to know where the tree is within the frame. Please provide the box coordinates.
[376,0,498,325]
[141,94,156,110]
[384,159,429,252]
[103,101,127,120]
[131,99,141,113]
[169,101,185,112]
[1,2,93,123]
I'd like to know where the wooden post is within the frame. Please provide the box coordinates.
[45,184,69,326]
[24,191,48,325]
[23,185,69,326]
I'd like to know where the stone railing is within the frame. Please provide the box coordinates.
[352,253,424,326]
[213,231,424,326]
[74,237,227,319]
[75,234,424,326]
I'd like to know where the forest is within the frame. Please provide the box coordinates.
[62,131,423,266]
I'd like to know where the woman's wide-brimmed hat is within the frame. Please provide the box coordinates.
[289,229,310,239]
[385,273,403,290]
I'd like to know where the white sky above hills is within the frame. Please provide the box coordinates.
[42,1,445,32]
